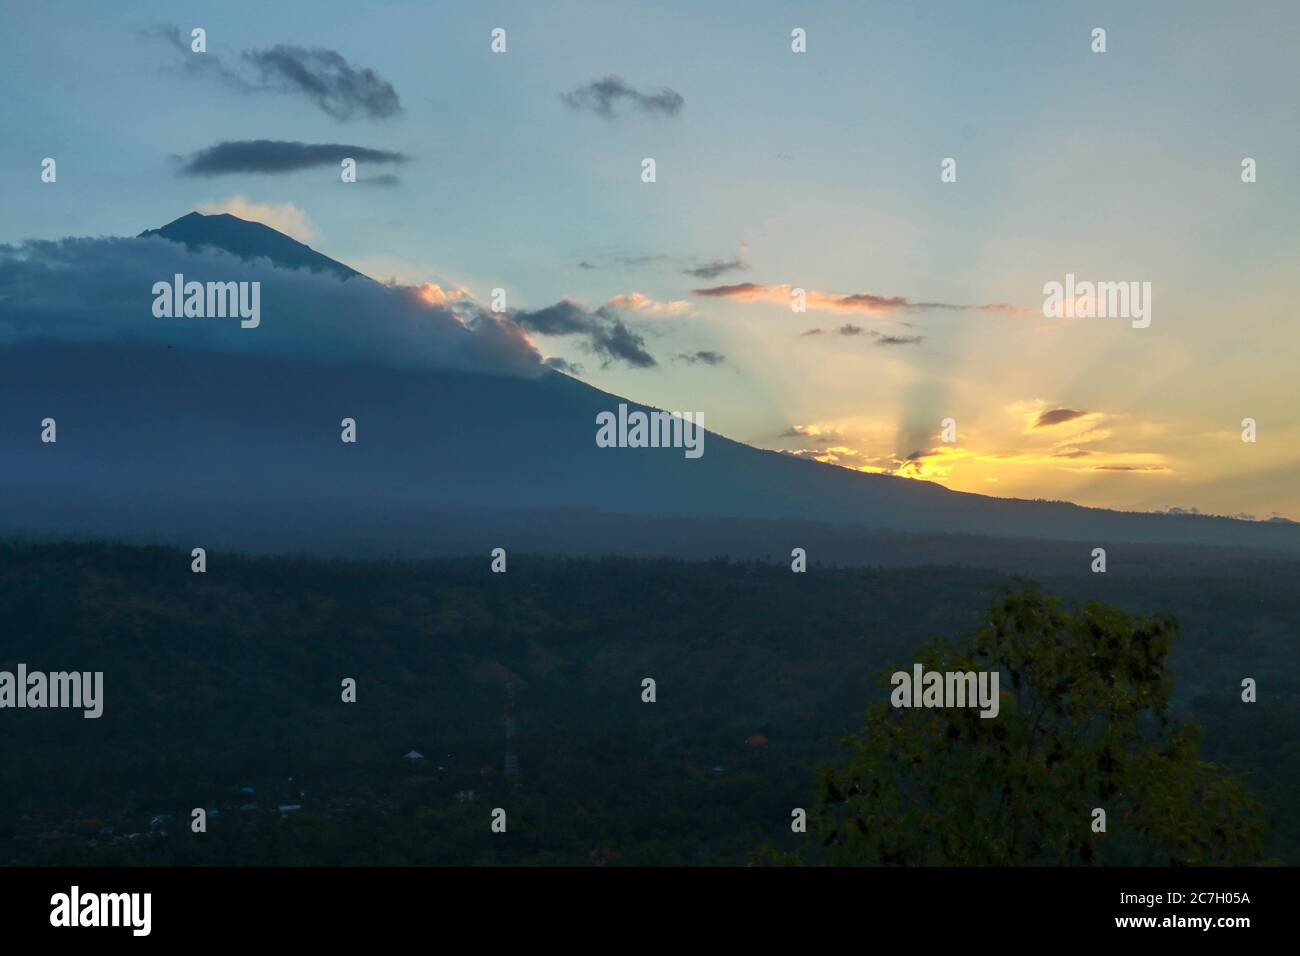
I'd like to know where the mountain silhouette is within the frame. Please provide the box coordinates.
[139,211,363,281]
[3,213,1297,562]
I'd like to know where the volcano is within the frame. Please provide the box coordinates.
[3,212,1297,563]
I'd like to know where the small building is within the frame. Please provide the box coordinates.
[745,733,769,748]
[403,750,425,762]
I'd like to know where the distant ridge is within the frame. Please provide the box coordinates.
[139,211,364,281]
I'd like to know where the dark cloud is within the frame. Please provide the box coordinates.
[179,140,408,176]
[1034,408,1088,428]
[693,282,765,298]
[675,350,726,366]
[244,45,401,120]
[838,293,909,310]
[798,325,923,346]
[590,320,657,368]
[683,257,748,280]
[511,300,592,337]
[562,76,684,118]
[512,299,657,368]
[150,26,401,120]
[575,253,669,271]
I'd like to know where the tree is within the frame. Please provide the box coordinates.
[805,583,1265,865]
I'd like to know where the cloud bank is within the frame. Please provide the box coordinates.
[0,236,543,378]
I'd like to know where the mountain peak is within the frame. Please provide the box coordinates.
[139,211,364,281]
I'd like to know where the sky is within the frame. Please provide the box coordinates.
[3,0,1298,519]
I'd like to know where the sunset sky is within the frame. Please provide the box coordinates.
[4,0,1298,519]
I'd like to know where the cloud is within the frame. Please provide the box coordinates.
[1091,464,1170,473]
[693,282,1029,317]
[683,257,748,280]
[769,405,1170,483]
[544,356,584,376]
[780,424,843,444]
[782,446,888,473]
[179,140,408,176]
[356,173,401,187]
[244,45,401,120]
[573,252,668,272]
[600,292,691,316]
[675,350,726,366]
[1013,403,1110,452]
[562,76,684,118]
[507,300,590,338]
[0,235,557,379]
[588,321,656,368]
[1034,407,1089,428]
[512,299,657,368]
[801,324,862,337]
[195,197,318,243]
[413,282,470,306]
[151,27,401,120]
[799,324,924,346]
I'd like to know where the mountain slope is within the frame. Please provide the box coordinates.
[139,211,363,281]
[2,339,1297,556]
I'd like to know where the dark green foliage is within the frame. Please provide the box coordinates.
[802,585,1267,866]
[0,542,1292,865]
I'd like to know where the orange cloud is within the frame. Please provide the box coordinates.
[415,282,469,306]
[692,282,1032,317]
[601,291,692,316]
